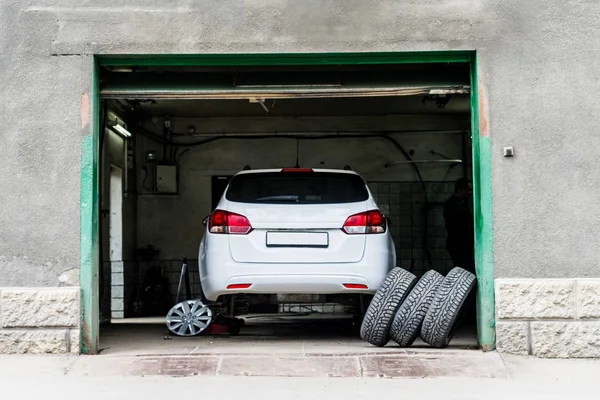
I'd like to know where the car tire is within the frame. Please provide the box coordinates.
[360,267,418,347]
[389,270,444,347]
[420,267,476,348]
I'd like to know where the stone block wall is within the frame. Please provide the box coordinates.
[0,288,80,354]
[496,279,600,358]
[2,281,599,357]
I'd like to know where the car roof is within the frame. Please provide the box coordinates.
[234,168,360,176]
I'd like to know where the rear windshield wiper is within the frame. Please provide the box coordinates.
[255,195,299,202]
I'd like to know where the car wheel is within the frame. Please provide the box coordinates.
[166,299,213,336]
[360,267,418,347]
[420,267,476,348]
[389,270,444,347]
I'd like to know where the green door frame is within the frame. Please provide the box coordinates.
[80,51,494,354]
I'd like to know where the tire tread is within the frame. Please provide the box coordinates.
[420,267,476,348]
[389,270,444,347]
[360,267,417,347]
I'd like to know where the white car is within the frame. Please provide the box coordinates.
[198,168,396,307]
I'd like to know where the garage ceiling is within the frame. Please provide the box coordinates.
[103,63,470,118]
[101,63,470,98]
[128,95,470,118]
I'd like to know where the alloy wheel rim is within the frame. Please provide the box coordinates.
[166,300,213,336]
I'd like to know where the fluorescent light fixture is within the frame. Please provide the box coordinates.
[112,124,132,138]
[110,67,134,73]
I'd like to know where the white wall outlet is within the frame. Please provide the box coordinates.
[503,147,515,157]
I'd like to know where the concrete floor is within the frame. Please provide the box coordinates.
[88,315,492,379]
[100,315,479,356]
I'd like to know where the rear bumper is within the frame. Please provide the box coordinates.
[199,248,394,301]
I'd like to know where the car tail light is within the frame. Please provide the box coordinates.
[342,210,386,234]
[208,210,253,235]
[281,168,313,173]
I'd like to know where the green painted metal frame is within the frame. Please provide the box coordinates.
[98,52,474,67]
[80,60,101,354]
[470,55,496,350]
[81,51,495,353]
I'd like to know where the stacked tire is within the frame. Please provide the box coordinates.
[360,266,476,348]
[360,268,418,347]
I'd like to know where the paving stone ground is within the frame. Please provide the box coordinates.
[65,317,503,378]
[1,354,600,400]
[68,351,506,378]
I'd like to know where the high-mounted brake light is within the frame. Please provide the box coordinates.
[281,168,313,173]
[342,210,386,234]
[208,210,253,235]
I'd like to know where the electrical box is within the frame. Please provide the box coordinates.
[155,165,178,194]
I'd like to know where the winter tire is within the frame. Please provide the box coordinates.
[360,267,418,347]
[420,267,476,348]
[389,270,444,347]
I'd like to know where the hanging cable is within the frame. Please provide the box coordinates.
[132,127,464,148]
[382,136,433,268]
[141,167,153,191]
[295,138,300,168]
[132,126,449,269]
[177,148,190,165]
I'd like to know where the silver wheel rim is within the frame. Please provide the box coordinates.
[166,300,213,336]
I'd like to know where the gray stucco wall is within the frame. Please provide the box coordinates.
[1,0,600,287]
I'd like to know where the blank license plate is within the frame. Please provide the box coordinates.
[266,231,329,248]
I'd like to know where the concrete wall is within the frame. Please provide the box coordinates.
[136,116,470,260]
[99,127,137,320]
[101,128,137,263]
[2,0,599,283]
[0,288,80,354]
[2,0,600,355]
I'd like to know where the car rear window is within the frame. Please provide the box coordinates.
[225,172,369,204]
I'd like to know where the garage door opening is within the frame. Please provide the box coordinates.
[96,61,480,354]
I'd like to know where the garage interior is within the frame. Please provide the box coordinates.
[97,62,476,353]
